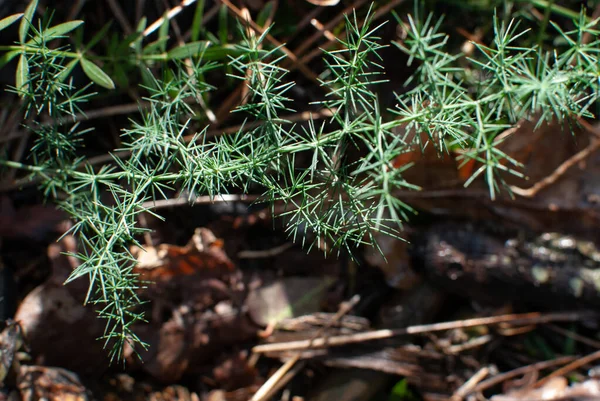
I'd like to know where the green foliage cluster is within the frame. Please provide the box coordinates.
[0,0,598,360]
[393,7,599,197]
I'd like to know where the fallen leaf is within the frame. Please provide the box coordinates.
[246,276,335,326]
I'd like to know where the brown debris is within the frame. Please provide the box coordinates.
[18,366,90,401]
[131,227,235,281]
[14,235,110,375]
[0,196,68,241]
[126,228,258,382]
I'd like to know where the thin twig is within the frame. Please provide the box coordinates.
[253,360,307,401]
[292,0,405,69]
[451,366,490,401]
[546,324,600,349]
[250,295,361,401]
[510,119,600,198]
[218,0,320,85]
[510,138,600,197]
[198,108,335,140]
[238,242,294,259]
[284,0,369,67]
[446,334,493,355]
[310,18,337,42]
[144,0,198,37]
[252,311,595,354]
[535,349,600,388]
[467,356,576,396]
[141,194,260,210]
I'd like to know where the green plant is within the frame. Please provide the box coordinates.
[393,5,599,198]
[0,0,598,362]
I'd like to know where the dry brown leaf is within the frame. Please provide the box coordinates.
[246,276,335,326]
[131,228,234,281]
[18,366,89,401]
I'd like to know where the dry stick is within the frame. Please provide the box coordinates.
[218,0,320,85]
[144,0,198,37]
[495,324,536,337]
[213,0,322,123]
[467,356,576,396]
[238,242,294,259]
[163,0,184,39]
[446,334,493,355]
[250,295,361,401]
[311,18,337,42]
[252,311,595,354]
[294,0,406,69]
[578,117,600,140]
[141,194,260,210]
[535,349,600,388]
[372,0,407,21]
[255,360,307,401]
[510,117,600,198]
[27,102,146,133]
[240,6,256,107]
[197,108,335,140]
[282,0,369,69]
[546,324,600,349]
[451,366,490,401]
[214,0,367,124]
[510,137,600,197]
